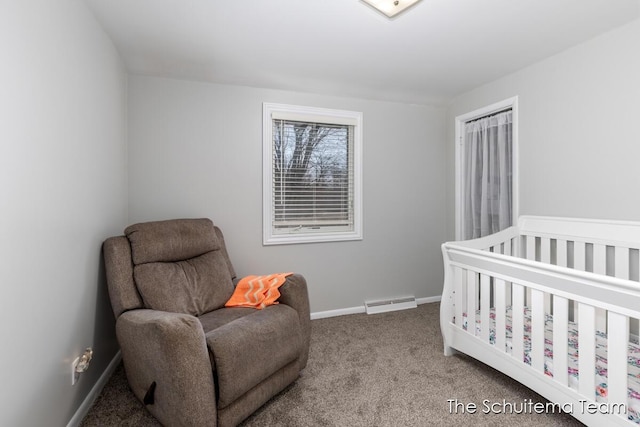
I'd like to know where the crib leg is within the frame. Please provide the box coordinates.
[444,345,457,356]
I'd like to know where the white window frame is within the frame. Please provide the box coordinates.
[263,102,363,245]
[454,96,519,241]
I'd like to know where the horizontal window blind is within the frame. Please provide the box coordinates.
[272,119,354,233]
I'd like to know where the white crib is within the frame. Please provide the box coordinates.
[441,216,640,426]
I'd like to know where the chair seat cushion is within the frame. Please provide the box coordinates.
[197,306,257,334]
[205,304,303,408]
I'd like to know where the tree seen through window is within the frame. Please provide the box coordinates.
[273,120,352,229]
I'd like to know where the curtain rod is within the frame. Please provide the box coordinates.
[464,107,512,124]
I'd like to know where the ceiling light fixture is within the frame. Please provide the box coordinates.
[361,0,422,18]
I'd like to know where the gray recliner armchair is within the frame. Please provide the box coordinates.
[103,218,311,426]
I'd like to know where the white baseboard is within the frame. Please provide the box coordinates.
[67,350,122,427]
[416,295,442,305]
[310,295,441,320]
[311,305,365,320]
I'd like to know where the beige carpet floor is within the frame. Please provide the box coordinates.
[81,302,584,426]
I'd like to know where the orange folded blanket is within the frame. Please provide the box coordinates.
[225,272,293,309]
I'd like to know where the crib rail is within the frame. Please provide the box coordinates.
[519,216,640,281]
[441,216,640,426]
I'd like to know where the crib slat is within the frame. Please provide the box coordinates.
[557,239,568,267]
[578,303,596,398]
[541,238,551,263]
[594,244,606,275]
[607,311,628,408]
[574,241,586,271]
[615,246,630,280]
[553,296,569,387]
[467,271,477,335]
[512,284,525,363]
[540,238,552,312]
[524,237,535,308]
[594,243,607,333]
[504,239,512,256]
[495,279,506,352]
[588,244,608,332]
[480,274,491,343]
[526,236,536,261]
[454,267,463,328]
[530,289,545,372]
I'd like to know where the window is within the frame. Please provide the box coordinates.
[263,103,363,245]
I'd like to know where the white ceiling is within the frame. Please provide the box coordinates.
[85,0,639,106]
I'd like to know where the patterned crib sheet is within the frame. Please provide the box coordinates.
[462,307,640,423]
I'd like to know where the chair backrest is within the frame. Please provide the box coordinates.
[103,218,237,318]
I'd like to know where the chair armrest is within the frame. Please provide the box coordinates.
[278,273,311,369]
[116,309,216,426]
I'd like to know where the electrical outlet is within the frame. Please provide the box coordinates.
[71,357,80,386]
[71,348,93,386]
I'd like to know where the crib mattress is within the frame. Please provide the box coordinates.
[462,307,640,423]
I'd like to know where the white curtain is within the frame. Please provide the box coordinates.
[463,110,513,240]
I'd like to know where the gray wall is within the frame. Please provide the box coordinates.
[7,4,637,424]
[128,75,448,314]
[0,1,127,425]
[446,18,640,238]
